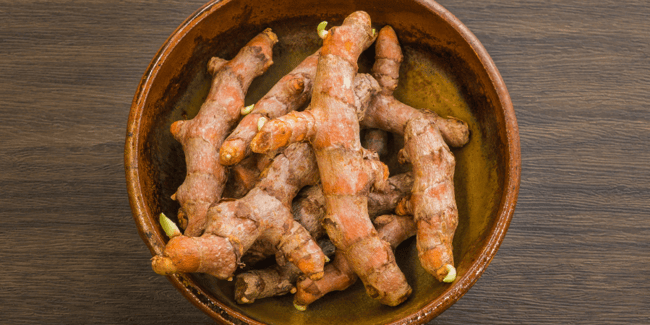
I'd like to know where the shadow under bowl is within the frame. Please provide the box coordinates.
[125,0,520,324]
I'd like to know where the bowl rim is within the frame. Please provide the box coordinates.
[124,0,521,323]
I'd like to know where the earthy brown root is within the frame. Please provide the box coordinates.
[206,143,325,279]
[367,172,414,217]
[362,129,389,157]
[220,50,321,166]
[294,215,416,309]
[373,214,417,250]
[234,239,337,304]
[152,143,326,281]
[361,26,470,148]
[293,249,356,309]
[251,13,411,306]
[292,185,328,240]
[235,263,301,304]
[240,238,277,267]
[292,172,414,240]
[170,29,277,236]
[222,154,262,199]
[233,214,417,307]
[396,117,458,283]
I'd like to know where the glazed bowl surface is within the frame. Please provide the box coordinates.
[125,0,520,323]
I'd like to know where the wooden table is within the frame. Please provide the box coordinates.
[2,0,648,323]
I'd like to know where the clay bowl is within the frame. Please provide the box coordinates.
[125,0,520,323]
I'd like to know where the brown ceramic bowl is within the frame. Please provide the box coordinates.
[125,0,520,323]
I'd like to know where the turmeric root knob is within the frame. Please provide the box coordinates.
[151,235,238,280]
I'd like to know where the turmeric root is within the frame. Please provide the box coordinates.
[250,12,411,306]
[292,172,414,240]
[361,26,470,148]
[152,143,327,281]
[396,117,458,283]
[170,29,278,236]
[235,130,394,268]
[234,214,415,307]
[234,239,336,304]
[219,50,321,166]
[293,250,356,311]
[220,46,403,166]
[222,60,380,199]
[367,172,414,217]
[294,214,416,309]
[235,262,302,304]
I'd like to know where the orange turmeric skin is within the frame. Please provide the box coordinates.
[220,50,320,166]
[232,212,417,307]
[396,117,458,282]
[294,214,416,309]
[152,143,327,281]
[292,172,414,240]
[361,26,469,148]
[232,156,408,306]
[151,234,239,279]
[251,12,411,306]
[170,29,277,236]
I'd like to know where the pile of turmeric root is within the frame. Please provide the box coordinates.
[151,11,470,310]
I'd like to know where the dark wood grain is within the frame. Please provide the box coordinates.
[1,0,648,324]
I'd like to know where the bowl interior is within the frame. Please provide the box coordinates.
[126,0,517,324]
